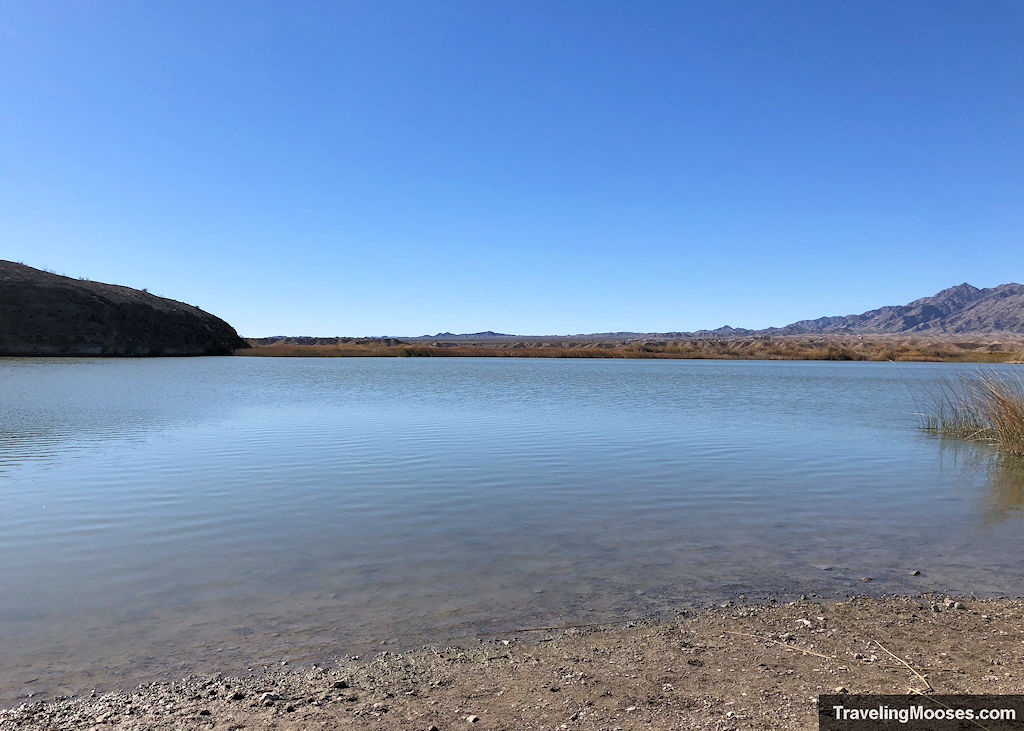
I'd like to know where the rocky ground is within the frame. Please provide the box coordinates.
[2,594,1022,731]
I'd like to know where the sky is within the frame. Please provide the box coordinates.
[1,1,1022,336]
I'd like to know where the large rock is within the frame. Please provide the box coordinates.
[0,260,249,356]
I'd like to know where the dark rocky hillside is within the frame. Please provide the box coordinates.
[0,261,249,356]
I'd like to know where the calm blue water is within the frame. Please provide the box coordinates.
[1,357,1023,703]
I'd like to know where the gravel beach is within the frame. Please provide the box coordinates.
[3,594,1022,730]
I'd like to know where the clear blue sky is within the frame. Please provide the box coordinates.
[2,1,1021,336]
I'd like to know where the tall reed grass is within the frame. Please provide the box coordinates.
[920,373,1024,456]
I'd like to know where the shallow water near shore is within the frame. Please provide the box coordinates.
[1,357,1023,704]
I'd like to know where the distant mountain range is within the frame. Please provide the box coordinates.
[428,331,516,339]
[714,282,1024,337]
[410,283,1024,340]
[10,258,1019,356]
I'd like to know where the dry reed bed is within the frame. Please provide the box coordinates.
[237,337,1024,362]
[920,373,1024,456]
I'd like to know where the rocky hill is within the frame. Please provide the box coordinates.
[0,261,249,356]
[387,283,1024,341]
[572,283,1024,339]
[771,283,1024,336]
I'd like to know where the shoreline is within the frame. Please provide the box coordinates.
[237,335,1024,363]
[4,594,1023,730]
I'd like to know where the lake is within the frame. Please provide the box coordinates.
[1,357,1023,704]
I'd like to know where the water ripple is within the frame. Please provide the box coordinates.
[1,357,1023,703]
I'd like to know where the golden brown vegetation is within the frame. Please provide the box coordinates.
[920,373,1024,456]
[237,336,1024,362]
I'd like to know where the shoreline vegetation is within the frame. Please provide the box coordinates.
[3,595,1023,730]
[921,373,1024,456]
[237,335,1024,362]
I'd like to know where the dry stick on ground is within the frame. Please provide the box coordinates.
[725,630,957,672]
[872,639,933,693]
[910,689,991,731]
[723,630,839,662]
[725,628,993,728]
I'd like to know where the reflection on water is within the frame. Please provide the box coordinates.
[933,438,1024,523]
[1,357,1023,705]
[987,457,1024,519]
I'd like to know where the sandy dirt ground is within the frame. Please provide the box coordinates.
[2,594,1023,731]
